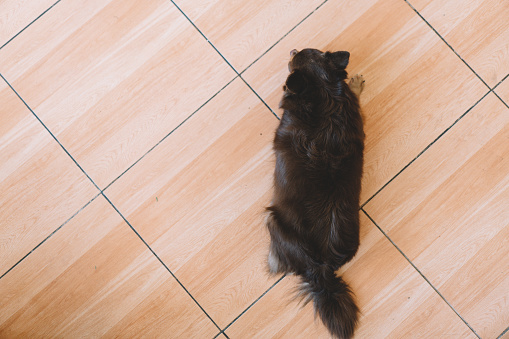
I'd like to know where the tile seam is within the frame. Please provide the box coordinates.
[403,0,491,91]
[497,325,509,339]
[492,73,509,109]
[361,88,492,208]
[238,0,328,77]
[102,74,238,191]
[0,193,100,280]
[1,71,225,334]
[0,0,62,51]
[218,274,286,337]
[100,191,224,334]
[360,208,481,338]
[0,73,108,279]
[0,73,102,192]
[167,0,280,121]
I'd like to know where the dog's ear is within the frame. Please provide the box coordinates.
[328,51,350,69]
[285,70,308,94]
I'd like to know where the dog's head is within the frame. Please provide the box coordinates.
[284,48,350,96]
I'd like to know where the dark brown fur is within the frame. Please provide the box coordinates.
[266,48,365,339]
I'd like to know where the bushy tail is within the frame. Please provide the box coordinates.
[299,266,359,339]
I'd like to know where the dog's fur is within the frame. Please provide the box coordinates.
[266,48,365,339]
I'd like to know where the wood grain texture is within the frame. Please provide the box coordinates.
[0,0,236,189]
[242,0,488,204]
[173,0,324,71]
[0,196,218,337]
[409,0,509,87]
[365,93,509,337]
[0,0,55,47]
[1,0,507,337]
[0,80,97,275]
[106,78,280,328]
[227,214,475,338]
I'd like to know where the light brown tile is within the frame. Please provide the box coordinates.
[174,0,324,72]
[365,93,509,337]
[0,196,218,337]
[242,0,487,204]
[495,76,509,105]
[0,80,97,275]
[226,214,474,338]
[0,0,56,47]
[0,0,236,189]
[409,0,509,87]
[106,78,279,327]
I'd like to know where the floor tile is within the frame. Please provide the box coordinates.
[0,80,97,275]
[242,0,487,203]
[409,0,509,87]
[0,0,56,47]
[226,214,474,338]
[0,196,218,337]
[106,78,279,328]
[365,93,509,337]
[0,0,236,189]
[173,0,324,72]
[495,76,509,106]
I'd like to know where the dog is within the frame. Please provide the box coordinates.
[266,48,365,339]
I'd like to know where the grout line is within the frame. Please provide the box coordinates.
[167,0,279,120]
[360,208,481,338]
[403,0,491,91]
[2,70,226,333]
[239,0,329,76]
[100,191,224,334]
[102,75,239,191]
[0,73,101,192]
[0,0,62,51]
[217,274,287,336]
[497,325,509,339]
[361,88,491,208]
[0,193,101,280]
[492,73,509,90]
[491,73,509,110]
[238,76,280,120]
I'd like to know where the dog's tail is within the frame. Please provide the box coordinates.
[299,266,358,339]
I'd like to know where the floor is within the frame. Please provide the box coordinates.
[0,0,508,338]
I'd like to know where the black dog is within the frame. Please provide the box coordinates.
[266,48,365,339]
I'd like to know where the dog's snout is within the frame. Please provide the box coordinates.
[290,49,298,57]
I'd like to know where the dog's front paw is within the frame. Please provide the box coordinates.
[349,74,365,97]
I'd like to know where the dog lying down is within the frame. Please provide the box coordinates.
[266,48,365,339]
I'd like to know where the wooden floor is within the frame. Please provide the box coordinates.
[0,0,508,338]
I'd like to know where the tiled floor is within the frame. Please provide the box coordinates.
[0,0,507,338]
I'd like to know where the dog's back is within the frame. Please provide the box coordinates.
[266,48,365,339]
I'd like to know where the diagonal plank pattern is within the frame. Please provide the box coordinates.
[0,0,507,337]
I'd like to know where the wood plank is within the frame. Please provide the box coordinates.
[364,93,509,337]
[409,0,509,87]
[0,0,236,188]
[242,0,487,204]
[173,0,323,71]
[0,196,218,337]
[226,214,475,338]
[0,80,97,275]
[0,0,56,47]
[106,78,280,328]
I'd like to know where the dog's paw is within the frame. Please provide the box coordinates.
[268,249,280,274]
[349,74,365,96]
